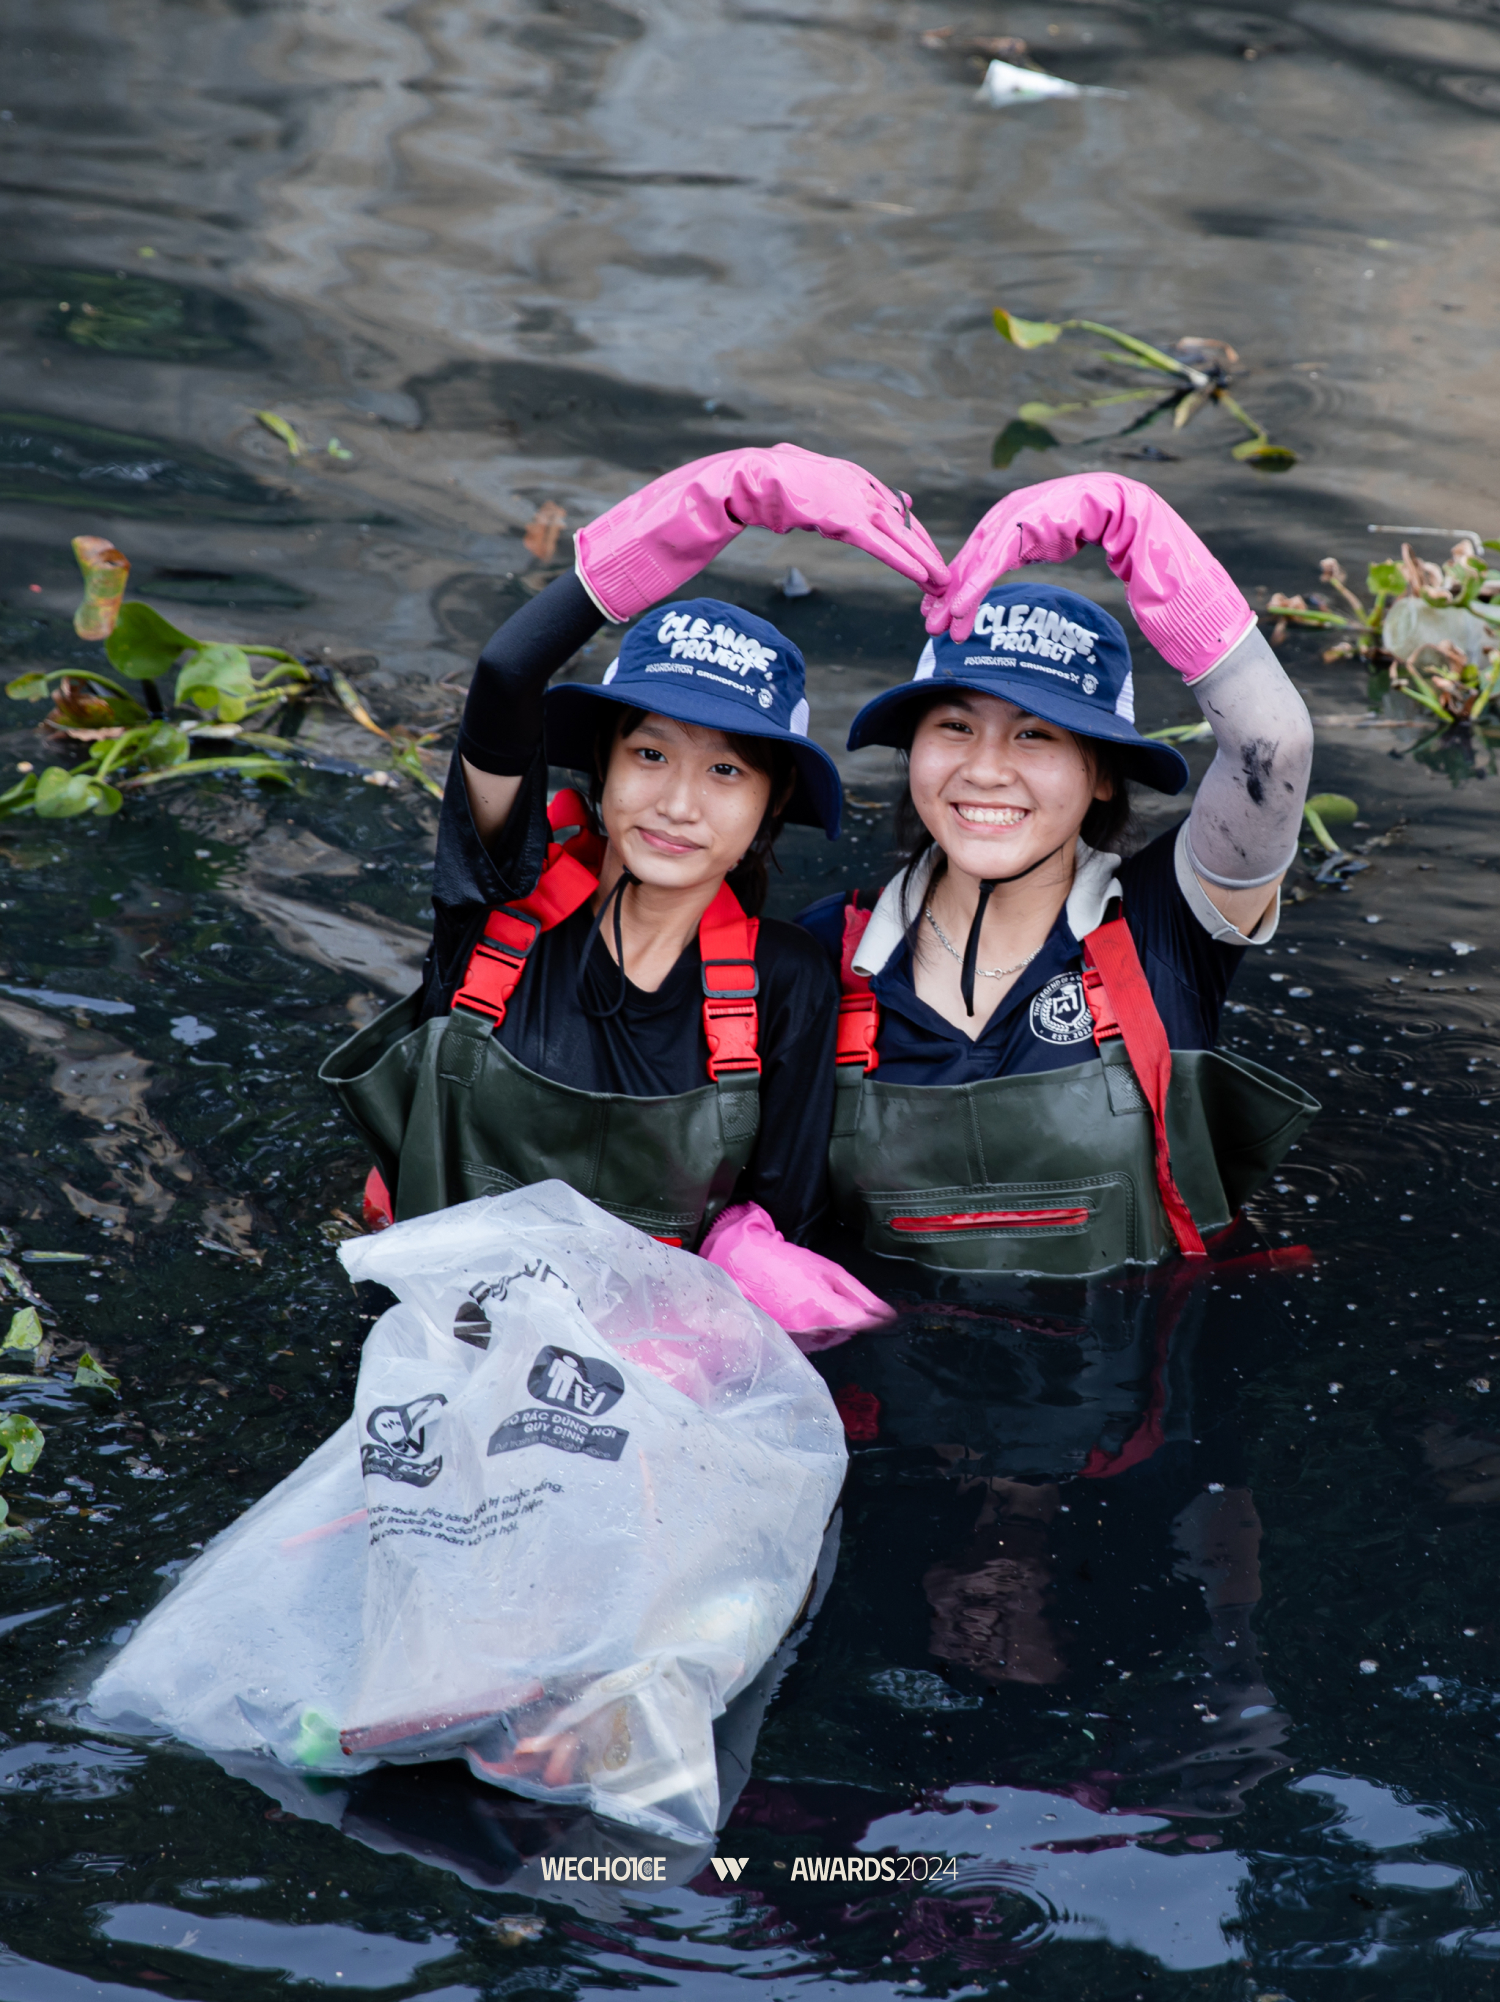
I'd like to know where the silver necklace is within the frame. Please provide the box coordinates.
[924,903,1041,980]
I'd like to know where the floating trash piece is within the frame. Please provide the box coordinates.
[1329,1381,1343,1393]
[19,1251,88,1264]
[522,500,567,565]
[1359,1659,1378,1674]
[493,1916,546,1947]
[0,983,135,1016]
[1452,941,1477,955]
[1469,1377,1491,1393]
[868,1666,984,1711]
[1366,914,1383,924]
[780,566,813,599]
[169,1015,216,1045]
[976,58,1124,105]
[1289,986,1312,998]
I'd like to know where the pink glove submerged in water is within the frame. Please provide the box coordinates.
[700,1202,893,1351]
[921,473,1255,683]
[575,445,949,624]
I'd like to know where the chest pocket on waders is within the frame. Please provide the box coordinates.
[318,789,764,1246]
[828,894,1319,1276]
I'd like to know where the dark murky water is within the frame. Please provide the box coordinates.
[4,2,1500,1995]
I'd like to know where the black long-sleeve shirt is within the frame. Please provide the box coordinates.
[419,573,838,1241]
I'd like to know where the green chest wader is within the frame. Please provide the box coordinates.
[829,896,1319,1277]
[317,790,763,1247]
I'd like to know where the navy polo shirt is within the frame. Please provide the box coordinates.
[795,823,1246,1085]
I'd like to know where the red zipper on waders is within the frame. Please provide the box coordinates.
[836,892,1207,1258]
[364,788,762,1244]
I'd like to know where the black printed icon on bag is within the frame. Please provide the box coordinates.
[488,1347,629,1463]
[527,1346,625,1416]
[452,1263,577,1349]
[361,1393,448,1487]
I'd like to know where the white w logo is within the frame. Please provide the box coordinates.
[709,1856,749,1882]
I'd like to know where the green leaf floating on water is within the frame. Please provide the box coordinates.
[1231,437,1297,470]
[2,1307,43,1362]
[0,1411,44,1477]
[105,601,197,683]
[6,671,53,702]
[176,643,259,722]
[32,766,123,818]
[255,410,303,458]
[993,307,1065,348]
[74,1351,120,1395]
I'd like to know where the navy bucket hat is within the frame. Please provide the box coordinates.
[544,596,843,836]
[847,582,1190,795]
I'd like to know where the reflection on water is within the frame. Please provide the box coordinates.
[3,0,1500,1992]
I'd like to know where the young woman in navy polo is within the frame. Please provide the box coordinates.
[321,446,948,1252]
[798,474,1319,1276]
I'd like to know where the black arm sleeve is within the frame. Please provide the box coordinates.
[456,570,605,775]
[421,571,605,1019]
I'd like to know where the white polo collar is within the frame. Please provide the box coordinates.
[850,839,1122,978]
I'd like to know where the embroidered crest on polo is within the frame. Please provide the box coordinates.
[1030,971,1095,1046]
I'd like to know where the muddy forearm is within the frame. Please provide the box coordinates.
[1184,627,1312,888]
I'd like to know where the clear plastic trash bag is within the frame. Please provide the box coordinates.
[86,1182,847,1843]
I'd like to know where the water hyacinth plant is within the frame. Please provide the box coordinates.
[1,536,443,817]
[1268,536,1500,730]
[991,310,1296,471]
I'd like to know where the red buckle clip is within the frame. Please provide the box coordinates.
[1081,962,1120,1041]
[484,905,542,960]
[702,957,760,1001]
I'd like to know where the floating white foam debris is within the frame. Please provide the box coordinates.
[169,1015,217,1045]
[1452,941,1477,955]
[780,566,813,599]
[1359,1659,1378,1674]
[975,58,1126,106]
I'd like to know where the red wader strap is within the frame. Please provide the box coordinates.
[451,788,605,1029]
[1081,912,1207,1259]
[698,881,761,1079]
[836,895,880,1074]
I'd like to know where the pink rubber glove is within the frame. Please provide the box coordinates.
[575,445,948,623]
[700,1202,893,1349]
[921,473,1255,682]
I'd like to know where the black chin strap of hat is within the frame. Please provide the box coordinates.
[958,842,1067,1017]
[577,870,636,1022]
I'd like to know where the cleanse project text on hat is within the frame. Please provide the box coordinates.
[970,599,1100,665]
[655,611,777,681]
